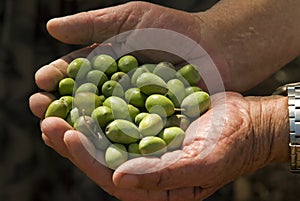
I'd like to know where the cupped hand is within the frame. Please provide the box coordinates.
[30,80,288,201]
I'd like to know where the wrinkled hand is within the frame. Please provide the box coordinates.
[30,69,287,201]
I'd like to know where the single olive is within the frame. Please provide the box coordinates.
[139,136,167,156]
[103,96,131,120]
[158,127,185,151]
[45,99,69,119]
[176,64,201,86]
[74,92,102,115]
[105,119,140,144]
[136,72,168,95]
[86,70,108,88]
[139,113,164,137]
[110,72,131,90]
[181,91,211,118]
[91,106,114,129]
[58,77,75,96]
[75,83,99,95]
[67,58,92,80]
[128,104,140,121]
[102,80,124,98]
[105,143,128,170]
[134,112,149,126]
[153,62,177,81]
[92,54,118,76]
[124,88,147,108]
[166,79,186,107]
[131,67,149,86]
[118,55,138,73]
[185,86,202,96]
[145,94,175,117]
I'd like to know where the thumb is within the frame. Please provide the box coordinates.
[46,2,202,45]
[46,2,149,45]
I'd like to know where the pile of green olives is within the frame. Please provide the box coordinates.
[45,54,211,170]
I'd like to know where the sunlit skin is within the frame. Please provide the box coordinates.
[29,1,300,200]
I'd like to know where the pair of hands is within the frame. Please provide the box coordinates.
[29,2,291,201]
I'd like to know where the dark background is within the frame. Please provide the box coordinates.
[1,0,300,201]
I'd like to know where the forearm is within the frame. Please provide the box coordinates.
[198,0,300,92]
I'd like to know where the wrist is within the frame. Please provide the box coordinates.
[246,95,289,166]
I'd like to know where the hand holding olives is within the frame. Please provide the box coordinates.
[43,54,211,170]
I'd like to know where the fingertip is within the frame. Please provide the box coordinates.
[35,65,64,91]
[113,173,139,189]
[29,92,55,119]
[41,117,73,135]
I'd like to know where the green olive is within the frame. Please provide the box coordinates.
[185,86,202,95]
[134,112,149,126]
[136,72,168,95]
[118,55,138,73]
[92,54,118,76]
[124,88,147,108]
[181,91,211,118]
[102,80,124,98]
[176,64,201,86]
[105,143,128,170]
[110,72,131,90]
[105,119,140,144]
[145,94,175,117]
[139,136,167,156]
[139,113,164,137]
[91,106,114,129]
[75,83,99,95]
[158,127,185,151]
[131,67,149,86]
[103,96,131,120]
[45,99,69,119]
[58,77,75,96]
[86,70,108,88]
[128,104,140,121]
[166,79,186,107]
[67,58,91,80]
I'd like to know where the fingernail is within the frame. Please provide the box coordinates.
[118,174,139,189]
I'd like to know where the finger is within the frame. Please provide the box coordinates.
[63,130,170,201]
[113,150,199,190]
[46,2,147,44]
[29,92,56,119]
[35,46,96,91]
[41,117,73,157]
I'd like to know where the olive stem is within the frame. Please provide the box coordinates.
[174,108,185,112]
